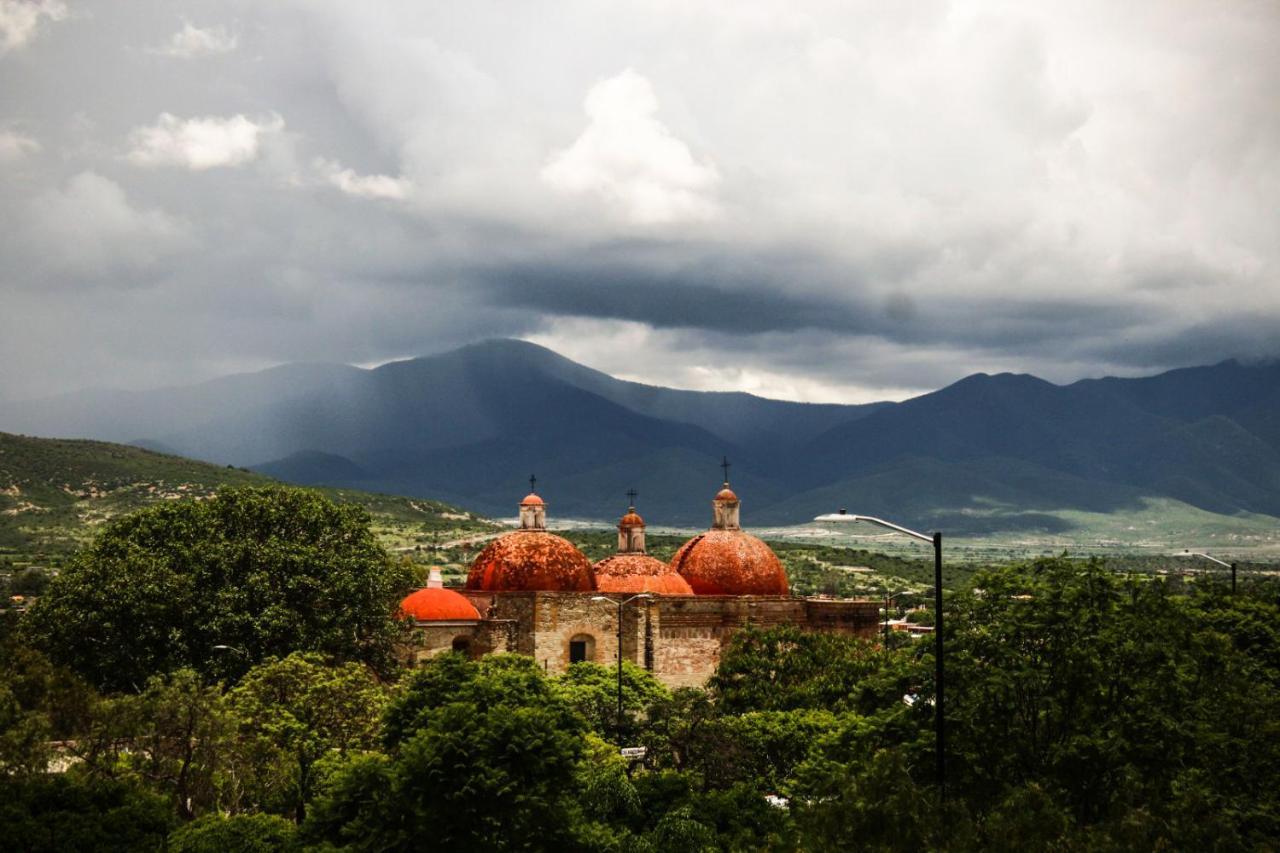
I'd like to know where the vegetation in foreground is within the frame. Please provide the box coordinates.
[2,485,1279,850]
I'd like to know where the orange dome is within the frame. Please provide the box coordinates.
[618,511,645,528]
[466,531,595,592]
[520,493,545,506]
[398,587,481,622]
[715,487,739,501]
[671,529,789,595]
[594,554,694,595]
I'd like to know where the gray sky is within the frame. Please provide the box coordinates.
[2,0,1277,404]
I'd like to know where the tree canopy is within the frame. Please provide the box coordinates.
[21,486,412,690]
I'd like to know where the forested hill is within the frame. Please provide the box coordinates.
[0,432,490,558]
[3,340,1279,535]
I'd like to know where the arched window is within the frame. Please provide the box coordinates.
[568,633,596,664]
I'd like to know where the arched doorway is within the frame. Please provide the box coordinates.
[568,633,596,664]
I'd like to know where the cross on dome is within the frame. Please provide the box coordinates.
[626,488,638,508]
[720,455,731,484]
[529,473,537,493]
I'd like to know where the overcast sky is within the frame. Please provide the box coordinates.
[1,0,1277,404]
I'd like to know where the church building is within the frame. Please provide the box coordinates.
[399,478,879,688]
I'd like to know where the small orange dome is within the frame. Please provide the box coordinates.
[619,511,645,528]
[594,554,693,595]
[715,487,739,501]
[398,587,481,622]
[671,529,788,595]
[466,531,594,592]
[520,493,545,506]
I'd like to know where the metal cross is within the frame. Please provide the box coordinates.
[529,474,537,493]
[720,456,731,483]
[626,488,638,507]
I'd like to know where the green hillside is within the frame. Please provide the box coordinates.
[0,432,495,564]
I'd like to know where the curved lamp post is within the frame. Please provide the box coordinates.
[590,593,652,739]
[814,510,946,799]
[1183,550,1237,594]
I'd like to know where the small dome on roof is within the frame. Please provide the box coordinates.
[715,486,739,501]
[467,531,595,592]
[398,587,481,622]
[594,553,693,595]
[520,493,545,506]
[619,510,645,528]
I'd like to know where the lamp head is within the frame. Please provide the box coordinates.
[813,511,861,523]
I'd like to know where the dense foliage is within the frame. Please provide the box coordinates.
[21,486,413,689]
[3,490,1279,852]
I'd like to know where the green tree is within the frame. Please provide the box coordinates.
[0,638,95,777]
[22,486,413,691]
[710,626,887,714]
[0,681,51,777]
[169,813,301,853]
[794,747,969,852]
[945,557,1280,845]
[229,652,387,822]
[84,669,238,820]
[308,654,589,851]
[0,773,173,852]
[553,660,670,739]
[9,567,50,596]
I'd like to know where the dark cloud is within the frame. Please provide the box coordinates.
[0,0,1277,403]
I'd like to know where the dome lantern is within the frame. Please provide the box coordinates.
[519,474,547,530]
[618,488,646,553]
[594,492,693,596]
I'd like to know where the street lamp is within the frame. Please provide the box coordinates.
[590,593,652,740]
[814,509,946,799]
[1183,550,1237,594]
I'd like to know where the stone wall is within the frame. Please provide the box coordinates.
[428,589,880,687]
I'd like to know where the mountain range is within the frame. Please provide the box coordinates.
[4,339,1279,533]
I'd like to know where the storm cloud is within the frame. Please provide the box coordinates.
[1,0,1277,403]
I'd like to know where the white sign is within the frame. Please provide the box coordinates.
[620,747,647,759]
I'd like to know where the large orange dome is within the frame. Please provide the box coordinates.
[398,587,481,622]
[671,529,789,595]
[594,554,694,595]
[466,531,595,592]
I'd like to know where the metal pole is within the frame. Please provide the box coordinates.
[933,531,945,800]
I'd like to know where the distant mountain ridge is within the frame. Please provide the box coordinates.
[5,339,1279,532]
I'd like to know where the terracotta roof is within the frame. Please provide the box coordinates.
[715,486,739,502]
[398,587,481,622]
[671,529,789,595]
[593,553,693,595]
[466,531,595,592]
[597,571,695,595]
[520,493,545,506]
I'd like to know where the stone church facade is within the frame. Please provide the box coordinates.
[399,482,879,688]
